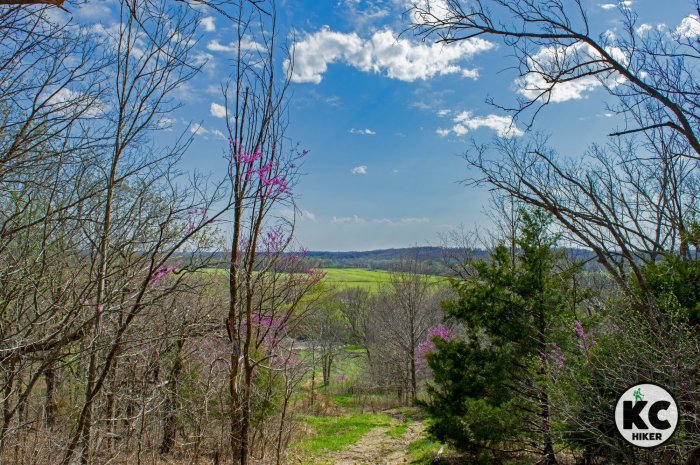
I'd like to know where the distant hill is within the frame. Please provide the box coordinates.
[304,246,598,273]
[178,246,598,274]
[304,246,480,273]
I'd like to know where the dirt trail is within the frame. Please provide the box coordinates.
[329,419,424,465]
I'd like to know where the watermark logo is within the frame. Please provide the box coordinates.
[614,383,679,448]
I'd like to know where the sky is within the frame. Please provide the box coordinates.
[63,0,700,251]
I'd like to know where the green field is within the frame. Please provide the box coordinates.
[201,267,444,292]
[321,268,395,291]
[320,267,444,292]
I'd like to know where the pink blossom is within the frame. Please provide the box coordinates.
[574,320,595,350]
[151,264,177,283]
[550,343,566,369]
[188,207,207,233]
[427,324,454,342]
[416,324,454,374]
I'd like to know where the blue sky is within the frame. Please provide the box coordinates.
[66,0,700,251]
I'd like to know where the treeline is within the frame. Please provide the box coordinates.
[409,1,700,464]
[0,1,324,464]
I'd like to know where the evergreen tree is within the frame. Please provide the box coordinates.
[424,210,581,464]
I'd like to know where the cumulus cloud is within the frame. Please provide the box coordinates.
[210,102,226,118]
[407,0,453,23]
[201,16,216,32]
[351,165,368,175]
[517,42,627,103]
[461,68,480,79]
[675,15,700,39]
[436,109,451,117]
[437,111,523,138]
[287,27,494,84]
[636,23,653,36]
[349,127,376,135]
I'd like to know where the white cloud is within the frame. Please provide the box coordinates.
[207,40,235,52]
[47,88,105,117]
[89,23,122,42]
[373,217,429,225]
[190,123,226,139]
[157,116,176,131]
[287,27,494,84]
[461,68,479,79]
[207,38,264,53]
[636,23,653,36]
[301,210,317,222]
[517,42,627,103]
[210,102,226,118]
[351,165,368,175]
[349,128,376,135]
[407,0,453,23]
[438,111,523,138]
[281,208,317,222]
[190,123,207,136]
[193,52,213,67]
[340,0,391,31]
[76,2,112,20]
[452,124,468,136]
[210,128,226,139]
[201,16,216,32]
[332,215,366,224]
[600,1,631,9]
[436,109,450,117]
[675,15,700,39]
[331,214,429,226]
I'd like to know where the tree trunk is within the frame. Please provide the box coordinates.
[44,366,56,429]
[538,304,557,465]
[160,338,184,455]
[0,366,15,462]
[409,351,417,402]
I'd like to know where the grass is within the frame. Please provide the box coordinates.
[292,412,392,457]
[407,437,445,464]
[320,267,446,292]
[330,394,354,408]
[200,267,444,293]
[385,419,411,438]
[320,268,396,292]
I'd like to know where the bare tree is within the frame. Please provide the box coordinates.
[409,0,700,326]
[411,0,700,157]
[368,254,444,402]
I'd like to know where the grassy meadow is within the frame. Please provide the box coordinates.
[202,266,445,292]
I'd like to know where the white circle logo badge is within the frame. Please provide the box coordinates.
[614,383,679,448]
